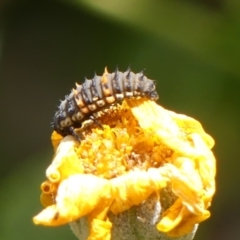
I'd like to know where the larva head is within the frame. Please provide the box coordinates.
[53,111,70,136]
[53,99,81,137]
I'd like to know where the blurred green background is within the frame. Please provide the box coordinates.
[1,0,240,239]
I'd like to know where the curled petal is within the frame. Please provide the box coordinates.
[46,136,84,182]
[34,174,112,226]
[110,168,169,214]
[40,181,57,207]
[157,199,187,233]
[158,199,210,237]
[128,99,215,157]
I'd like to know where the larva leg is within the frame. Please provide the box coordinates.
[89,115,103,129]
[69,126,81,142]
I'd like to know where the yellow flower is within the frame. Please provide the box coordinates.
[33,98,216,240]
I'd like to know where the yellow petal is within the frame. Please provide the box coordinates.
[157,198,185,232]
[157,198,209,236]
[40,181,57,207]
[51,131,63,151]
[33,174,112,226]
[110,167,170,214]
[46,136,84,182]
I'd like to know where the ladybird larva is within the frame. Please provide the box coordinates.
[52,67,159,139]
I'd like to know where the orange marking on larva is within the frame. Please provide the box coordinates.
[71,114,77,121]
[106,96,116,104]
[87,104,97,111]
[133,91,141,97]
[125,92,134,98]
[81,107,90,114]
[92,96,99,101]
[72,88,78,96]
[104,67,109,75]
[102,87,112,96]
[101,67,109,84]
[116,93,124,101]
[77,112,84,120]
[75,97,85,108]
[96,99,106,107]
[64,117,72,126]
